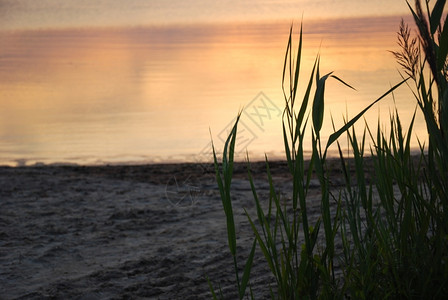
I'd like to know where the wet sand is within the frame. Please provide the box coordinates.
[0,161,331,299]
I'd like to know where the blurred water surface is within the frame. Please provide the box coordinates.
[0,14,423,166]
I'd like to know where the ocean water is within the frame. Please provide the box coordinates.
[0,0,408,30]
[0,5,424,166]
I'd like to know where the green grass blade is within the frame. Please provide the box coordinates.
[292,22,303,102]
[245,210,278,279]
[283,121,294,173]
[247,157,276,259]
[430,0,446,34]
[239,239,257,299]
[222,113,240,188]
[297,58,318,130]
[330,74,357,91]
[206,275,219,300]
[326,78,408,151]
[213,113,241,263]
[282,26,293,101]
[437,13,448,69]
[405,108,417,154]
[312,65,332,135]
[212,145,226,206]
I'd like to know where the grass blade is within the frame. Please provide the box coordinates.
[239,239,257,299]
[430,0,446,34]
[326,78,408,151]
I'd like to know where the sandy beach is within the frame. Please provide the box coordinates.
[1,161,330,299]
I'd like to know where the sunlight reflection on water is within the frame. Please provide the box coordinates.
[0,16,426,166]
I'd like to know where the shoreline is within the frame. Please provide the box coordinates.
[0,154,384,185]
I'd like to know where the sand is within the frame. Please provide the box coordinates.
[0,161,328,299]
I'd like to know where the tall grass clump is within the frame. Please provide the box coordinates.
[208,0,448,298]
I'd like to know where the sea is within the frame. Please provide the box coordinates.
[0,1,424,166]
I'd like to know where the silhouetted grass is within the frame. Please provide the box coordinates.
[209,0,448,298]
